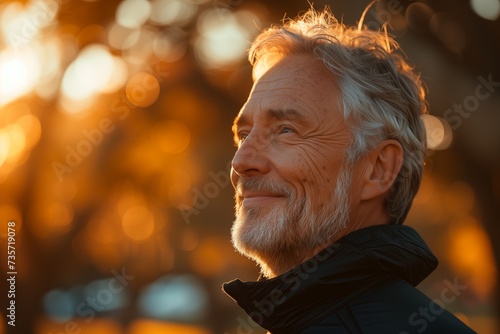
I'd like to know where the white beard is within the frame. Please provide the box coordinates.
[231,165,352,277]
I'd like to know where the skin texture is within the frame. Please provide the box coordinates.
[230,54,403,278]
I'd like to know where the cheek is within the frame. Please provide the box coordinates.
[346,163,367,199]
[279,145,344,196]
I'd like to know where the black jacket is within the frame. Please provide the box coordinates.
[223,224,476,333]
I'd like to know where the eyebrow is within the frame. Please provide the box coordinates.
[232,108,306,136]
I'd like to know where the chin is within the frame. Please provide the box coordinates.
[231,201,314,277]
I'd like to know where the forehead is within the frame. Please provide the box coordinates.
[235,55,341,125]
[252,54,337,97]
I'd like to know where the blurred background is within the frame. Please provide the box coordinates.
[0,0,499,333]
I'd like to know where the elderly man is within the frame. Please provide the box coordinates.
[222,7,475,334]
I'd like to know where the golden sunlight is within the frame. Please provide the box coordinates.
[421,114,453,150]
[194,9,252,69]
[0,48,39,105]
[60,44,127,113]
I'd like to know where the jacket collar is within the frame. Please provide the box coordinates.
[222,224,438,333]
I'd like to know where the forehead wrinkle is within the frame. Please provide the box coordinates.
[252,77,326,95]
[251,81,338,109]
[249,85,330,111]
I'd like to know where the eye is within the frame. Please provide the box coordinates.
[237,132,248,145]
[279,125,294,134]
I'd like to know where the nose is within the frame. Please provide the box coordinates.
[231,131,271,186]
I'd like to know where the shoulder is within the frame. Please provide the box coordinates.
[306,279,476,334]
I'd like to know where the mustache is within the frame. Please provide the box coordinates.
[235,177,295,198]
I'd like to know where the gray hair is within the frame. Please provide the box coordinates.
[248,7,427,224]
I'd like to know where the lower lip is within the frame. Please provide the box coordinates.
[242,196,285,206]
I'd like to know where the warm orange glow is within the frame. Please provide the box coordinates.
[128,319,212,334]
[180,227,200,252]
[86,216,122,244]
[16,113,41,149]
[116,189,146,217]
[0,204,23,234]
[36,317,122,334]
[151,120,191,153]
[168,179,194,208]
[0,102,37,171]
[28,201,74,238]
[0,124,25,166]
[3,124,26,160]
[413,176,434,205]
[60,44,128,112]
[76,231,124,271]
[150,169,193,208]
[122,205,155,241]
[159,87,218,127]
[125,72,160,107]
[124,138,172,177]
[447,216,497,300]
[454,313,471,326]
[51,179,77,203]
[189,237,231,277]
[444,181,475,217]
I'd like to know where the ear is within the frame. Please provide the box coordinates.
[360,139,403,201]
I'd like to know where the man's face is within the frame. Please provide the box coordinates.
[230,54,354,276]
